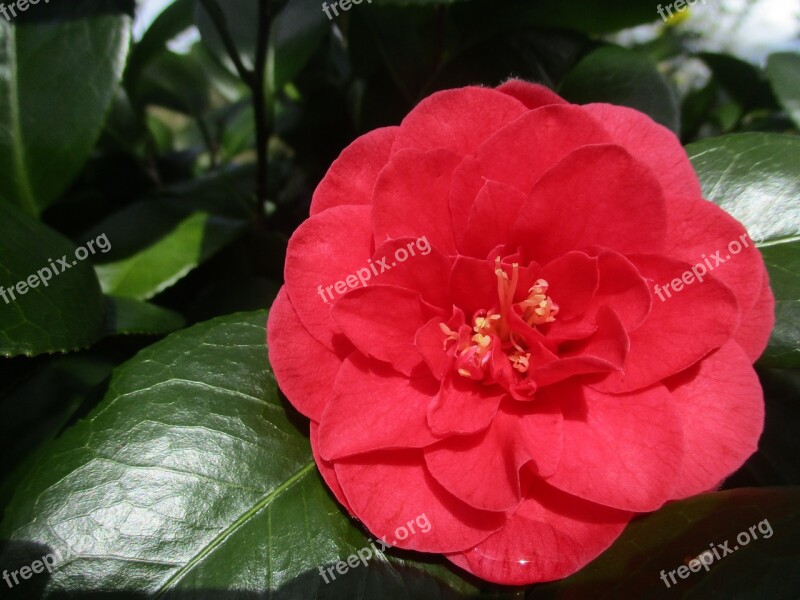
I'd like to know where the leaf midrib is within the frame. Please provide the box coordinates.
[6,25,37,215]
[153,460,316,597]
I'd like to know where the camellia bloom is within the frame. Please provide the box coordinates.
[267,80,774,585]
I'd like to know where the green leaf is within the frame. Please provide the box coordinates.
[559,45,679,133]
[529,487,800,599]
[94,210,248,301]
[0,203,106,357]
[104,296,185,336]
[125,0,195,92]
[699,52,776,114]
[134,49,212,116]
[0,311,477,597]
[686,133,800,367]
[766,52,800,129]
[0,2,131,215]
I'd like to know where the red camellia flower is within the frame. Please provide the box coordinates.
[267,80,775,585]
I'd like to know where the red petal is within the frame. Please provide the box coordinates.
[447,478,631,585]
[310,421,353,514]
[428,372,504,436]
[425,399,562,511]
[542,382,683,512]
[533,306,628,387]
[583,103,702,197]
[666,341,764,498]
[391,86,527,156]
[513,145,667,264]
[372,148,462,255]
[450,105,612,244]
[331,285,438,376]
[267,287,345,421]
[460,181,528,258]
[310,126,398,215]
[496,79,567,109]
[319,353,440,460]
[369,238,454,309]
[335,451,505,553]
[587,249,653,332]
[284,205,374,350]
[734,266,775,361]
[540,251,599,321]
[665,195,765,316]
[594,253,739,392]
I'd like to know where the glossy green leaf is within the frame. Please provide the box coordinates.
[0,311,478,597]
[687,133,800,366]
[95,210,248,301]
[766,52,800,129]
[0,203,106,358]
[529,487,800,599]
[0,2,131,215]
[559,45,679,133]
[104,296,185,336]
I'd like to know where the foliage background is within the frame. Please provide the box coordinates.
[0,0,798,597]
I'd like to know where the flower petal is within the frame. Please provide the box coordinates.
[733,266,775,361]
[513,145,667,264]
[310,126,398,215]
[450,105,612,243]
[372,148,462,254]
[428,372,504,436]
[425,399,562,511]
[583,103,702,197]
[666,341,764,498]
[447,478,631,585]
[267,287,346,421]
[496,79,567,109]
[542,382,683,512]
[319,353,440,460]
[593,253,739,392]
[391,86,527,156]
[310,421,353,514]
[335,451,505,553]
[285,205,374,350]
[460,181,528,258]
[331,285,439,376]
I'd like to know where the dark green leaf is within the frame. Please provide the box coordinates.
[104,296,186,336]
[94,210,248,301]
[0,203,105,357]
[766,52,800,129]
[686,133,800,367]
[0,311,477,597]
[559,45,680,133]
[529,488,800,599]
[125,0,195,92]
[0,2,131,215]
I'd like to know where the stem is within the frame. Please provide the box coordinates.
[197,0,274,216]
[253,0,273,210]
[198,0,254,87]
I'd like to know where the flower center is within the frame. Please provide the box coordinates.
[441,258,559,381]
